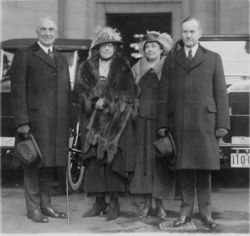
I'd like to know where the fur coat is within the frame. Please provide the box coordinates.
[73,55,137,164]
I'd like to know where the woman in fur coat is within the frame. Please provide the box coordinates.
[130,31,175,220]
[73,27,137,221]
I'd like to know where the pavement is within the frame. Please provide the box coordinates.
[0,185,249,235]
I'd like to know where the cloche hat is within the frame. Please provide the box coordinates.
[143,31,173,53]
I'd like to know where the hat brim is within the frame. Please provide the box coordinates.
[143,40,163,52]
[93,40,123,49]
[29,133,43,160]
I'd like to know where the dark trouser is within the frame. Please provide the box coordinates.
[24,166,54,212]
[179,169,212,219]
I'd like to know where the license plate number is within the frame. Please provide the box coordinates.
[231,152,250,168]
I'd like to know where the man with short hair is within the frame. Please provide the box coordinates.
[11,17,70,223]
[157,17,230,230]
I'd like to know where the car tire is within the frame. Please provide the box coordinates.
[67,147,84,192]
[67,121,84,192]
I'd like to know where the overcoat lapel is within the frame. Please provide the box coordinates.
[175,45,206,71]
[133,56,166,84]
[32,42,56,68]
[189,46,205,70]
[53,50,64,70]
[175,48,188,69]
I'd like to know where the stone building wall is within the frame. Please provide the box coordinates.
[1,0,249,42]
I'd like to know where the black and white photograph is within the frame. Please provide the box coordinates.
[0,0,249,235]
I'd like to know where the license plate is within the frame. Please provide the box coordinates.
[231,136,250,145]
[0,137,15,147]
[231,151,250,168]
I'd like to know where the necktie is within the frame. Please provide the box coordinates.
[48,49,54,62]
[187,49,193,62]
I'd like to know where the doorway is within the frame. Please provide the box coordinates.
[106,13,172,64]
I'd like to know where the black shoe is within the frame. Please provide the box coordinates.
[83,198,108,217]
[138,205,151,219]
[41,207,66,219]
[106,199,120,221]
[27,210,49,223]
[157,207,167,220]
[173,216,192,227]
[201,217,217,230]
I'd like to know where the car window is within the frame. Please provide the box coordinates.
[229,92,250,115]
[228,81,250,116]
[0,50,79,92]
[0,50,14,93]
[200,40,250,83]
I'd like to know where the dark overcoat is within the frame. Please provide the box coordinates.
[11,42,70,167]
[73,55,137,193]
[130,57,175,200]
[158,45,230,170]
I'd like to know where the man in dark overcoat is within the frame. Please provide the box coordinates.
[11,17,70,223]
[157,17,230,229]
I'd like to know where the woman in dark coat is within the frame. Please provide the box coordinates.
[130,31,175,220]
[73,27,137,221]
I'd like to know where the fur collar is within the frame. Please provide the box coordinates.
[132,56,166,84]
[86,55,128,80]
[82,55,131,91]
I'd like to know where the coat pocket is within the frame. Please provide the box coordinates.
[168,103,176,116]
[27,102,40,111]
[207,104,217,113]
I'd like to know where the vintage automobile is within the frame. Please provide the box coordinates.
[0,38,90,191]
[199,35,250,186]
[200,35,250,169]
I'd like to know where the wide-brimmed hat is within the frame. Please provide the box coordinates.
[90,26,122,51]
[143,31,173,53]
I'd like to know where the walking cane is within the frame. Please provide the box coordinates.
[66,166,70,223]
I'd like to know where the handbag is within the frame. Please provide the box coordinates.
[154,130,176,158]
[16,133,43,166]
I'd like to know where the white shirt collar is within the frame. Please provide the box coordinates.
[184,44,199,58]
[37,41,53,54]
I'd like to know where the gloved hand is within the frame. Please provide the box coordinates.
[95,97,105,110]
[215,128,228,138]
[157,128,166,137]
[17,124,30,138]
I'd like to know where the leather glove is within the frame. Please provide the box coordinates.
[157,128,166,137]
[215,128,228,138]
[17,124,30,138]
